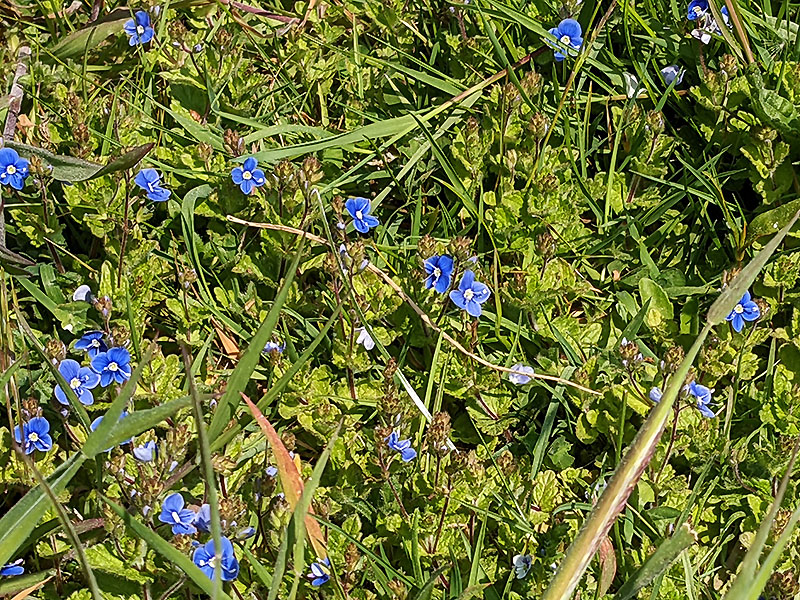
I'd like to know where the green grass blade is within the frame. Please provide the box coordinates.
[182,344,224,599]
[103,395,192,448]
[613,524,697,600]
[210,305,341,451]
[207,235,307,441]
[267,525,290,600]
[288,420,342,600]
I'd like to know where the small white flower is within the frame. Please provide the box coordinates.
[73,284,93,302]
[691,27,712,44]
[660,65,684,86]
[355,327,375,350]
[623,73,640,98]
[508,364,535,385]
[512,554,532,579]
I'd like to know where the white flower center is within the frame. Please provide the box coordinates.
[463,289,474,302]
[734,304,744,314]
[70,377,82,389]
[693,6,704,14]
[108,362,118,372]
[6,165,16,175]
[242,171,252,180]
[171,511,181,523]
[433,267,442,279]
[356,210,363,220]
[560,34,571,45]
[29,432,39,442]
[137,25,145,35]
[208,556,218,569]
[91,339,100,347]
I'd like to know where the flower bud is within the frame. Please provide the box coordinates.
[720,53,738,79]
[528,112,550,140]
[646,110,665,134]
[663,345,685,374]
[535,231,556,260]
[300,156,323,187]
[521,70,543,96]
[223,129,244,157]
[619,337,642,367]
[417,234,437,260]
[94,296,112,319]
[425,411,451,456]
[46,339,67,363]
[449,236,473,263]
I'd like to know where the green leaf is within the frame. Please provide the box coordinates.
[638,279,673,328]
[708,209,800,324]
[4,141,152,182]
[49,8,134,60]
[206,236,307,441]
[102,497,234,600]
[103,395,192,448]
[744,199,800,247]
[613,524,697,600]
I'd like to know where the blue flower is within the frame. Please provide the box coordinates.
[386,431,417,462]
[508,364,535,385]
[91,411,132,449]
[0,560,24,577]
[54,359,101,406]
[449,270,491,317]
[263,341,285,354]
[512,554,532,579]
[0,148,30,190]
[266,465,278,477]
[192,536,240,581]
[687,0,708,19]
[660,65,684,86]
[688,0,728,20]
[547,19,583,61]
[133,440,157,462]
[726,291,760,333]
[308,557,331,586]
[159,493,198,535]
[424,255,454,294]
[91,347,132,386]
[231,157,266,195]
[688,381,716,418]
[124,10,154,46]
[236,526,256,539]
[345,197,380,233]
[649,387,663,403]
[74,331,108,358]
[194,503,211,532]
[134,168,171,202]
[14,417,53,455]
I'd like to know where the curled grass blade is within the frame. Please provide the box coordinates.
[241,393,328,559]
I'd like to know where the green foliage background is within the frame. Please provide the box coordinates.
[0,0,799,598]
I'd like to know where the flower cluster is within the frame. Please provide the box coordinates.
[56,332,131,406]
[156,492,241,581]
[687,0,729,44]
